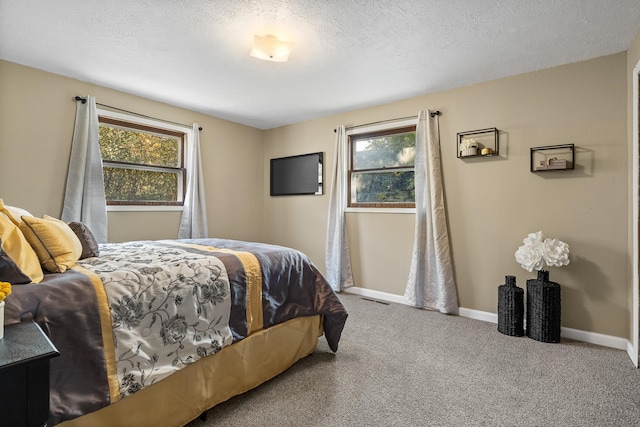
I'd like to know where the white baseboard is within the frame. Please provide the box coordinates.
[342,286,631,352]
[458,307,498,324]
[342,286,409,305]
[560,326,627,350]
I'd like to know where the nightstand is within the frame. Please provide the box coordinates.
[0,321,60,427]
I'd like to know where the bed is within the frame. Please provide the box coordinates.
[3,235,348,427]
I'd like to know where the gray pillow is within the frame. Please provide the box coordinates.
[67,222,100,259]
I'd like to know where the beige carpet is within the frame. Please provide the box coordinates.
[186,293,640,426]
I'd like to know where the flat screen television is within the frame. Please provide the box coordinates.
[270,152,323,196]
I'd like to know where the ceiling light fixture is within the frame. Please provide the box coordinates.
[250,34,295,62]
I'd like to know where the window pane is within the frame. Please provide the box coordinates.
[353,131,415,170]
[352,170,415,204]
[103,167,178,202]
[99,125,180,167]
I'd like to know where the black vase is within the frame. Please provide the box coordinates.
[497,275,524,336]
[526,270,562,343]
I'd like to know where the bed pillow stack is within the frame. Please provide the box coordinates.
[0,199,98,284]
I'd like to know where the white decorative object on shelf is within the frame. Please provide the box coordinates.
[530,144,575,172]
[457,128,499,159]
[460,138,478,157]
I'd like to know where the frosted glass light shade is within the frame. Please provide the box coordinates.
[250,34,295,62]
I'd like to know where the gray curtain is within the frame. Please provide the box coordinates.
[61,95,108,242]
[325,125,354,292]
[178,123,208,238]
[404,110,458,314]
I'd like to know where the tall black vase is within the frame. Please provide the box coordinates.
[526,270,561,343]
[497,275,524,336]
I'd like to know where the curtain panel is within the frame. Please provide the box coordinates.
[178,123,208,239]
[404,110,458,314]
[61,95,108,243]
[325,125,354,292]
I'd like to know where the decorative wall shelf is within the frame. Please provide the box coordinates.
[457,128,499,159]
[530,144,575,172]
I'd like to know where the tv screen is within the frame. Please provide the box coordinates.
[270,152,323,196]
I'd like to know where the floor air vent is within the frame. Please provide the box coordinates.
[361,297,390,305]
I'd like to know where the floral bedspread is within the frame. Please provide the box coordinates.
[5,238,348,426]
[78,241,233,397]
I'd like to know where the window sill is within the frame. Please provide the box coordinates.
[107,205,184,212]
[345,207,415,214]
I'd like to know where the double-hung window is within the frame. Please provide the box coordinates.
[97,111,188,208]
[348,123,417,209]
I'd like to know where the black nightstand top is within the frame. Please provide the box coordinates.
[0,322,59,370]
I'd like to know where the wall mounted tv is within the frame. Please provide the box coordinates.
[270,152,323,196]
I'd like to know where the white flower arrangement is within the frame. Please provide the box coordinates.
[514,231,570,272]
[460,138,478,150]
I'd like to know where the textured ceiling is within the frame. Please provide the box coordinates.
[1,0,639,129]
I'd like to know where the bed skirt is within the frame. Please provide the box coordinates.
[58,315,323,427]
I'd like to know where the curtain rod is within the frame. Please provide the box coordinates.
[333,111,441,133]
[74,96,203,131]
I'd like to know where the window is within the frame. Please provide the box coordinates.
[349,125,417,208]
[98,114,187,207]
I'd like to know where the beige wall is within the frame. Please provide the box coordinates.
[0,60,264,243]
[264,53,629,338]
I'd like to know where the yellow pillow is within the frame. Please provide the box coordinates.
[0,212,43,283]
[20,215,83,273]
[0,198,31,226]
